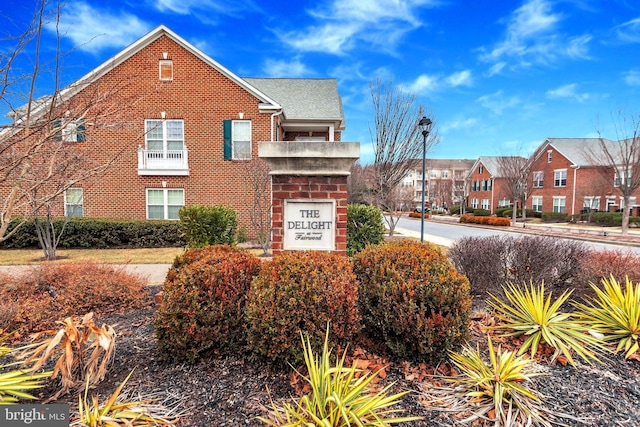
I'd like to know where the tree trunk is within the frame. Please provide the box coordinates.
[622,195,630,236]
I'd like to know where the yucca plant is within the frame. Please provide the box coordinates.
[257,328,420,426]
[20,312,116,398]
[574,275,640,359]
[0,337,52,404]
[73,369,180,426]
[445,336,549,426]
[488,281,602,366]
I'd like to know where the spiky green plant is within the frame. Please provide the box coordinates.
[446,336,549,426]
[488,281,603,366]
[73,369,180,426]
[0,340,51,404]
[257,328,420,426]
[574,275,640,359]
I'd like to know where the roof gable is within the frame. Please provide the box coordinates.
[532,138,620,167]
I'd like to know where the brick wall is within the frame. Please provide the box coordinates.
[271,175,348,255]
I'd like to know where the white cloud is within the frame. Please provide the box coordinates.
[441,117,479,133]
[154,0,261,16]
[50,2,149,52]
[546,83,590,102]
[277,0,438,55]
[445,70,472,87]
[624,70,640,86]
[407,74,439,93]
[262,57,313,77]
[478,0,591,69]
[476,90,520,115]
[616,17,640,43]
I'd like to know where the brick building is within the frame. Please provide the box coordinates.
[1,25,347,234]
[402,158,474,210]
[528,138,640,216]
[466,156,526,213]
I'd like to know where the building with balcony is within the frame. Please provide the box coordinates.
[406,159,474,210]
[1,25,348,232]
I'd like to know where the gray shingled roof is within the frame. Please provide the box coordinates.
[476,155,526,177]
[545,138,621,166]
[244,78,344,127]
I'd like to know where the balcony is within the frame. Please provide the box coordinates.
[138,148,189,176]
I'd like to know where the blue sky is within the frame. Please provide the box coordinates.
[2,0,640,163]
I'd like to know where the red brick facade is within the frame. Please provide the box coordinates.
[2,26,346,238]
[271,175,348,255]
[466,159,514,213]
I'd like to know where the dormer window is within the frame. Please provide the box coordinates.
[54,118,85,142]
[159,60,173,81]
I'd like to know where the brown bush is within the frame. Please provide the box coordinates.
[408,212,429,219]
[245,251,360,368]
[574,250,640,300]
[353,240,472,364]
[154,245,262,363]
[0,263,148,336]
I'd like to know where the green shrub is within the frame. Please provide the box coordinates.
[472,209,490,216]
[541,212,569,222]
[154,245,262,363]
[179,205,237,248]
[0,218,184,249]
[495,207,510,217]
[353,240,472,364]
[245,251,360,367]
[501,208,535,218]
[346,204,385,256]
[590,212,622,226]
[0,263,149,336]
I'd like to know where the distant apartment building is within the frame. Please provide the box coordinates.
[466,156,526,214]
[404,159,475,210]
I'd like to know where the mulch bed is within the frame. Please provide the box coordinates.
[30,286,640,426]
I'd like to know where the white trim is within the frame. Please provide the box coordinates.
[146,188,184,220]
[64,188,84,217]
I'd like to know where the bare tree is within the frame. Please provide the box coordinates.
[347,161,371,205]
[368,78,437,236]
[0,0,143,256]
[496,156,529,225]
[241,158,272,256]
[590,111,640,236]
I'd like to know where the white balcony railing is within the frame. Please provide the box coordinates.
[138,148,189,175]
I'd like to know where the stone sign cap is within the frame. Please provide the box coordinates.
[259,141,359,176]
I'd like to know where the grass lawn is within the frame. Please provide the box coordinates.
[0,247,186,265]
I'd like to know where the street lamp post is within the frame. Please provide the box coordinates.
[418,116,432,242]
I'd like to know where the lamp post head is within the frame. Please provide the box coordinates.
[419,116,432,137]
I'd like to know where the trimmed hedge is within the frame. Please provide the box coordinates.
[408,212,430,219]
[346,204,385,256]
[541,212,569,222]
[459,215,511,226]
[179,205,237,248]
[472,208,490,216]
[0,217,184,249]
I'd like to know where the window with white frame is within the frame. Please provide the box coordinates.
[498,198,510,208]
[481,199,490,210]
[547,151,552,162]
[442,171,449,178]
[532,196,543,212]
[159,60,173,81]
[54,118,86,142]
[614,170,632,187]
[583,197,600,211]
[552,196,566,213]
[223,120,251,160]
[554,169,567,187]
[620,197,637,209]
[471,198,478,209]
[479,165,484,174]
[64,188,83,217]
[533,171,544,188]
[145,120,184,153]
[146,188,184,220]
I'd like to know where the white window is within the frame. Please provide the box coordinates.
[55,118,85,142]
[479,165,484,174]
[583,197,600,211]
[553,196,566,213]
[147,189,184,220]
[547,151,552,162]
[554,169,567,187]
[620,197,637,209]
[64,188,83,217]
[232,120,251,160]
[471,198,478,209]
[498,198,511,208]
[614,170,632,187]
[532,196,543,212]
[481,199,490,210]
[533,171,544,188]
[145,120,184,152]
[430,170,438,178]
[159,60,173,81]
[442,171,449,178]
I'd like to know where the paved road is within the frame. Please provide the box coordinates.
[392,216,640,253]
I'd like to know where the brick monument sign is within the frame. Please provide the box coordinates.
[259,141,360,255]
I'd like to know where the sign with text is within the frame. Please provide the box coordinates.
[1,405,68,427]
[283,200,336,250]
